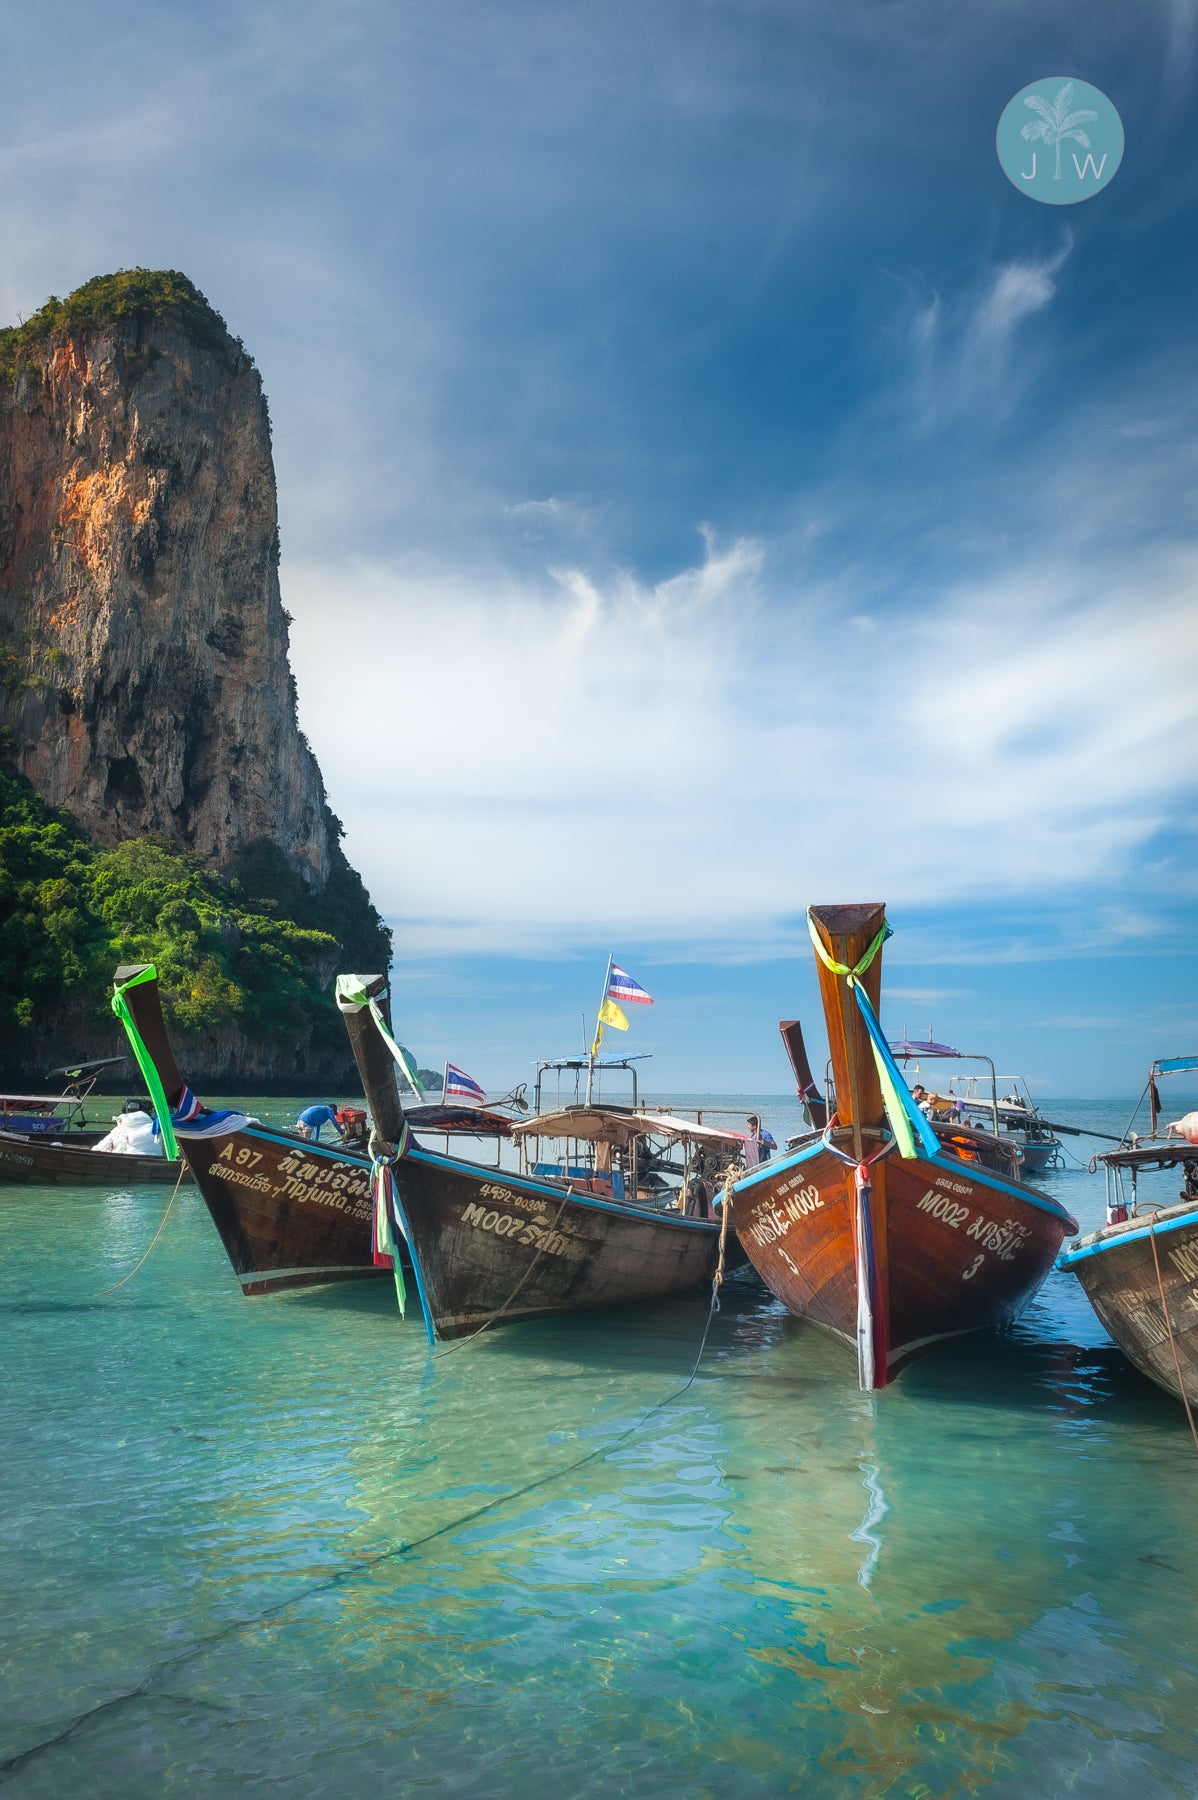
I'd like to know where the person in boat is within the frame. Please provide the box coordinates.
[745,1114,777,1165]
[911,1086,959,1120]
[92,1099,164,1157]
[296,1103,345,1143]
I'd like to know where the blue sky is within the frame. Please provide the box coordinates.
[5,0,1197,1093]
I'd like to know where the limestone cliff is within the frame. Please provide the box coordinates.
[0,271,390,1086]
[0,270,329,884]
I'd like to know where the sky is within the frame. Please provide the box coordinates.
[4,0,1197,1094]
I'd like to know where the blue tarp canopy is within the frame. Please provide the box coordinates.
[889,1038,961,1059]
[1156,1055,1198,1075]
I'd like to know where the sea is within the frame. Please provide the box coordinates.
[2,1093,1196,1797]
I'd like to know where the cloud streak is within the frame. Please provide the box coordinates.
[288,525,1198,956]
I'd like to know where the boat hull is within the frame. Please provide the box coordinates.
[1059,1204,1198,1406]
[729,1140,1076,1379]
[0,1128,184,1187]
[1010,1137,1057,1178]
[178,1124,382,1294]
[393,1150,722,1339]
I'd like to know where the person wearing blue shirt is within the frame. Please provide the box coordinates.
[296,1103,344,1142]
[746,1114,777,1163]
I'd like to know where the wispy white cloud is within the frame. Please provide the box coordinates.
[900,241,1072,429]
[288,527,1198,957]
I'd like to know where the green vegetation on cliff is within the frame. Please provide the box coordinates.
[0,269,239,383]
[0,760,391,1078]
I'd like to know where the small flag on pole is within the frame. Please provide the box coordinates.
[608,964,654,1006]
[591,959,654,1058]
[597,997,629,1033]
[443,1062,487,1104]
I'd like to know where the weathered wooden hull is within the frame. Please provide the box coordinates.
[728,1136,1076,1380]
[1059,1203,1198,1406]
[177,1123,383,1294]
[392,1149,723,1339]
[0,1128,184,1187]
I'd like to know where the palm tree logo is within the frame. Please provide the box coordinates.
[1020,81,1098,180]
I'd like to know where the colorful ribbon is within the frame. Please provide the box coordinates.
[111,967,180,1160]
[335,975,425,1098]
[806,910,938,1163]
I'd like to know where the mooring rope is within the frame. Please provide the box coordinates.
[1147,1218,1198,1454]
[91,1160,188,1297]
[432,1183,577,1357]
[0,1174,744,1782]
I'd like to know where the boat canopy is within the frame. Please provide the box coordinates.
[1101,1141,1198,1173]
[1156,1055,1198,1076]
[513,1107,746,1152]
[46,1057,127,1079]
[0,1093,84,1114]
[403,1104,514,1137]
[889,1037,962,1059]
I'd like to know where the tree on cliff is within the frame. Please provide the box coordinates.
[0,269,394,1082]
[0,758,381,1085]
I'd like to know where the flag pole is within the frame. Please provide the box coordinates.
[442,1059,449,1102]
[586,952,614,1106]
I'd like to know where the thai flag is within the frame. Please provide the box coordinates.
[444,1063,487,1103]
[608,963,653,1006]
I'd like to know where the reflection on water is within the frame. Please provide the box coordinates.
[0,1097,1196,1796]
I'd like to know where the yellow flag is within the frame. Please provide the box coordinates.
[598,997,629,1032]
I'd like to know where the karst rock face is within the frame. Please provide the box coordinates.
[0,278,330,885]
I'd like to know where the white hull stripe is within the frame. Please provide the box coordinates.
[239,1264,380,1287]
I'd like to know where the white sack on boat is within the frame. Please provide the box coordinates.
[92,1111,165,1156]
[1165,1112,1198,1145]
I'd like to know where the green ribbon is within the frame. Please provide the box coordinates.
[335,974,425,1099]
[111,967,181,1160]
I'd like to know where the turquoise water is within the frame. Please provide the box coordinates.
[2,1096,1196,1796]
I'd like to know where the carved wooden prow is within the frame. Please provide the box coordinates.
[807,904,888,1159]
[113,964,186,1104]
[779,1019,829,1129]
[336,975,407,1146]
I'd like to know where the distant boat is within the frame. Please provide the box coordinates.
[0,1127,183,1187]
[723,904,1078,1390]
[0,1058,183,1186]
[338,974,745,1340]
[886,1036,1066,1177]
[1058,1055,1198,1414]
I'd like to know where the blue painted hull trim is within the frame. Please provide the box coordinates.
[1058,1206,1198,1269]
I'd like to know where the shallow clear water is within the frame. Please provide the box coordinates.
[2,1095,1196,1797]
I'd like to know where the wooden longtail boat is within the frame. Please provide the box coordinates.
[0,1057,185,1185]
[113,964,385,1293]
[723,904,1078,1389]
[1058,1057,1198,1414]
[338,974,731,1341]
[0,1127,183,1187]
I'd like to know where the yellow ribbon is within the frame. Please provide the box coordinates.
[806,912,891,984]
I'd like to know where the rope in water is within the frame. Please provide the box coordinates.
[91,1160,188,1297]
[1147,1218,1198,1454]
[0,1249,737,1782]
